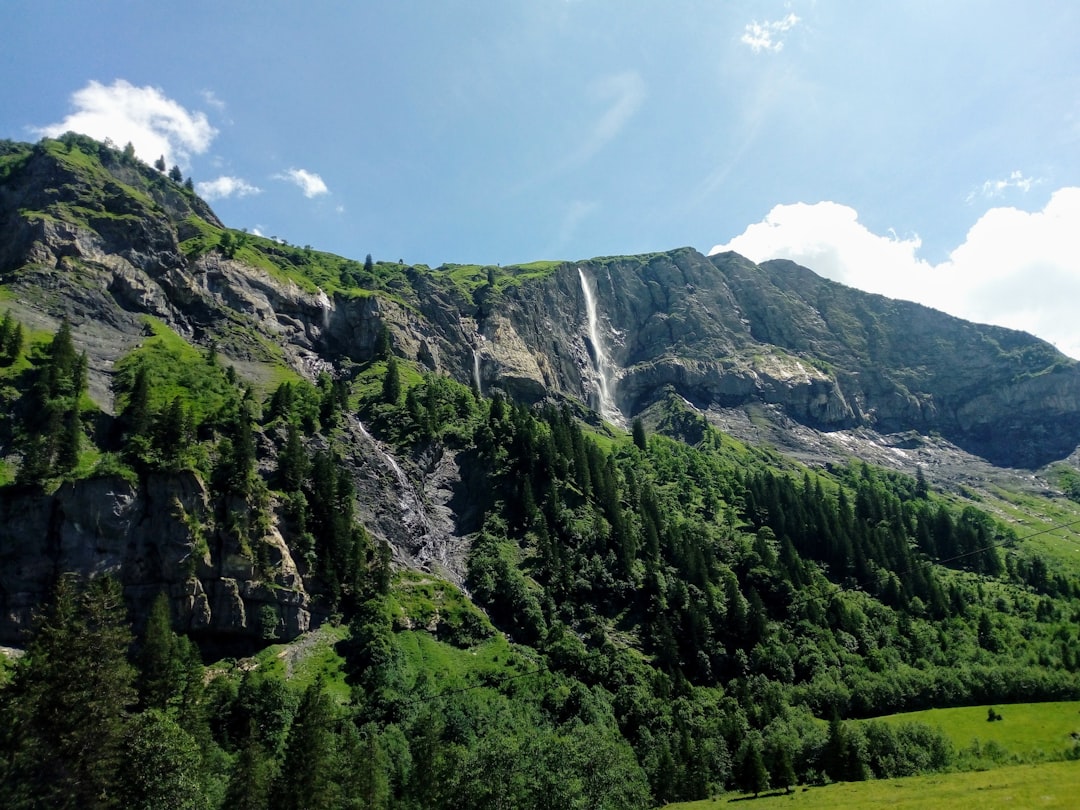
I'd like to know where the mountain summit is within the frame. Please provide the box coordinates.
[2,136,1078,471]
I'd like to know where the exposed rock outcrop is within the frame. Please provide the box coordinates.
[0,473,311,645]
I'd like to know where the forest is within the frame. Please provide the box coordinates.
[1,315,1079,808]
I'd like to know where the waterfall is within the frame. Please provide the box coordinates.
[472,349,482,396]
[578,267,622,424]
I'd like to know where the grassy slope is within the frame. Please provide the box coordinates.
[665,761,1080,809]
[978,485,1080,576]
[872,701,1080,762]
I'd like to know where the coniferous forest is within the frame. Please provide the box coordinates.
[2,312,1080,809]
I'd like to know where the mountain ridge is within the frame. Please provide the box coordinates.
[4,134,1080,807]
[2,133,1080,645]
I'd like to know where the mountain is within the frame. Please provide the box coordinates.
[2,134,1080,806]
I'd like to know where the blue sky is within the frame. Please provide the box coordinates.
[3,2,1080,356]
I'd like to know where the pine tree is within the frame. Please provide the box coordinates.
[138,593,189,712]
[4,575,137,808]
[271,681,340,810]
[740,740,769,797]
[382,355,401,404]
[6,321,23,361]
[773,743,796,793]
[277,423,308,492]
[374,323,391,360]
[55,404,82,473]
[123,365,153,439]
[0,310,12,363]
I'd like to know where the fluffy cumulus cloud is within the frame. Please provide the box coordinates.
[710,189,1080,359]
[741,13,800,53]
[276,168,329,198]
[196,176,262,201]
[36,79,216,167]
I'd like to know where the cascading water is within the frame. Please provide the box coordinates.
[472,348,482,396]
[578,267,623,425]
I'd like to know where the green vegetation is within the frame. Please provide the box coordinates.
[2,136,1080,804]
[665,760,1080,809]
[872,701,1080,765]
[2,300,1080,807]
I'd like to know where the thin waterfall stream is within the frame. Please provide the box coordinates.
[578,267,623,425]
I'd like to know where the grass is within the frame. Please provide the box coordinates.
[871,701,1080,763]
[112,317,242,425]
[249,623,352,703]
[393,626,537,699]
[665,761,1080,809]
[975,485,1080,577]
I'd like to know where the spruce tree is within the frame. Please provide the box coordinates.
[632,417,647,451]
[382,355,401,404]
[271,681,340,810]
[55,405,82,473]
[5,575,137,808]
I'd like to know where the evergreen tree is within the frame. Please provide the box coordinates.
[271,681,340,810]
[6,321,23,362]
[168,164,183,182]
[138,593,190,712]
[55,405,82,473]
[382,355,401,404]
[772,743,796,793]
[154,155,166,172]
[3,575,137,809]
[277,422,308,492]
[0,310,12,363]
[632,417,648,452]
[739,740,769,797]
[374,323,391,361]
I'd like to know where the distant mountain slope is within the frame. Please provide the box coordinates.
[2,133,1078,473]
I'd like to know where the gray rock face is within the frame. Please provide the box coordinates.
[487,250,1080,467]
[0,473,311,644]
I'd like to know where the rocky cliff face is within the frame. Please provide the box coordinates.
[0,473,311,645]
[487,249,1080,467]
[3,135,1080,646]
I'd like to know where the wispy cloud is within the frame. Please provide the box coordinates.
[196,175,262,201]
[200,89,227,112]
[562,71,646,170]
[710,189,1080,359]
[36,79,216,167]
[741,13,801,53]
[966,170,1039,202]
[276,168,329,198]
[558,200,599,248]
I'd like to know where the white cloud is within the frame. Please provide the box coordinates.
[36,79,216,167]
[196,175,262,201]
[741,13,800,53]
[276,168,329,198]
[710,189,1080,359]
[967,169,1039,202]
[200,89,227,112]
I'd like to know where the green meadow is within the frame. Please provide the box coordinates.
[666,760,1080,809]
[873,701,1080,765]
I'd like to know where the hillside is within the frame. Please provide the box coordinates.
[2,134,1080,807]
